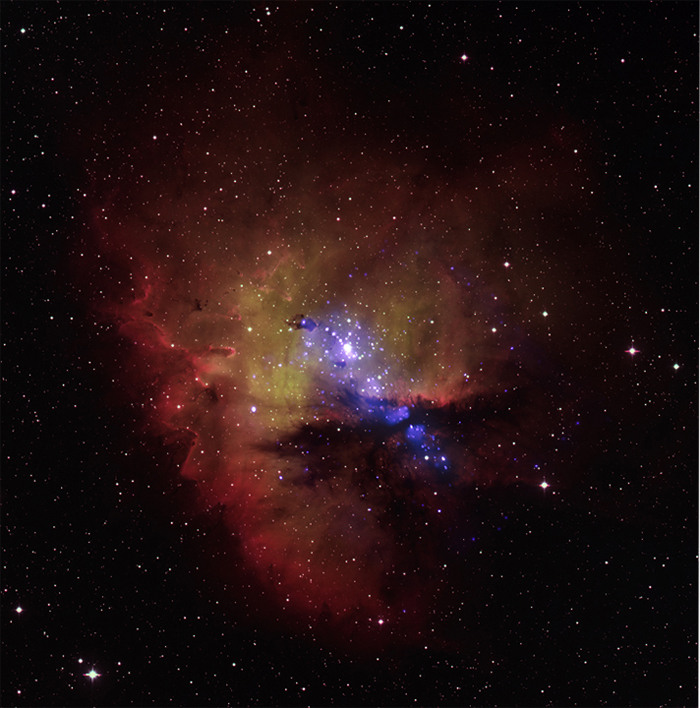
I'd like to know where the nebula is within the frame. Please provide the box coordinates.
[5,4,693,705]
[68,26,609,654]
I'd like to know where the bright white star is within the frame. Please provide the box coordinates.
[84,669,101,680]
[540,481,549,489]
[626,347,638,355]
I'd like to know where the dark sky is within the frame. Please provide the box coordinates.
[2,3,697,707]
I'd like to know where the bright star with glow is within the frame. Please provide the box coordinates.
[673,363,680,370]
[626,347,638,355]
[15,606,23,614]
[84,669,101,680]
[540,481,549,489]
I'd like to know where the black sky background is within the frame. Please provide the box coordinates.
[2,3,698,707]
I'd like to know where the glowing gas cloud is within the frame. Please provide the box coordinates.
[71,29,603,652]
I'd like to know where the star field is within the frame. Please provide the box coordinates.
[2,3,697,707]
